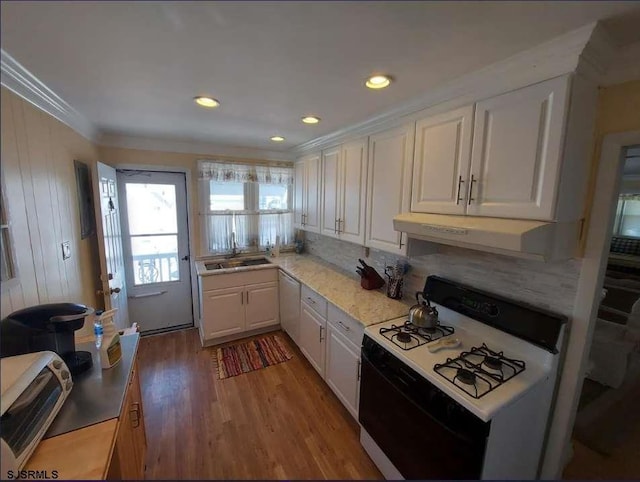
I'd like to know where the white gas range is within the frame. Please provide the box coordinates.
[358,276,566,480]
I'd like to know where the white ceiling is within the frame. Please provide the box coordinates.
[1,1,639,152]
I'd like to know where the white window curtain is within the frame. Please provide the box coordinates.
[198,160,294,255]
[198,161,294,185]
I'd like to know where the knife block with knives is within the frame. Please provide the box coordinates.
[356,258,385,290]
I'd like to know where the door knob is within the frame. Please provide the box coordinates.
[181,255,190,261]
[110,287,121,295]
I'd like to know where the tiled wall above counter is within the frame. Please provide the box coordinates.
[304,232,581,317]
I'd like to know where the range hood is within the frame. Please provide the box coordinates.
[393,212,579,261]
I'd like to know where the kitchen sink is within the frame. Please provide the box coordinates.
[242,258,272,266]
[204,257,272,270]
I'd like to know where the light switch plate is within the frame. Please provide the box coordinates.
[61,241,71,260]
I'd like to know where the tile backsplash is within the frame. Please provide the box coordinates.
[303,232,582,317]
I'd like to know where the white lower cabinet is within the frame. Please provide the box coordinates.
[245,281,279,330]
[326,323,361,418]
[299,300,327,377]
[199,269,279,344]
[296,288,364,419]
[201,286,245,339]
[326,304,364,418]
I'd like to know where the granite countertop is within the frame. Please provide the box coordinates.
[196,254,410,327]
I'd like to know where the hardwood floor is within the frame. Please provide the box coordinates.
[137,328,382,480]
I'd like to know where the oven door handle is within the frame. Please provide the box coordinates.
[360,352,487,445]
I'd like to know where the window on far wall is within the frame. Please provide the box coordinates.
[613,196,640,238]
[199,161,294,255]
[0,186,16,283]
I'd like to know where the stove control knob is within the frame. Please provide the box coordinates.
[61,370,70,380]
[52,359,63,370]
[483,303,500,317]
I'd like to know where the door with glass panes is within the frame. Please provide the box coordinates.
[117,170,193,333]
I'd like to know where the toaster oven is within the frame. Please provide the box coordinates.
[0,351,73,478]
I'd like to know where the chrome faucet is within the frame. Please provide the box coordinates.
[229,232,238,258]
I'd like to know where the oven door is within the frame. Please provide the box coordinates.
[359,349,488,479]
[1,366,64,471]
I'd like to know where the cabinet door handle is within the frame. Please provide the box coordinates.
[130,403,140,428]
[468,175,477,205]
[338,218,343,234]
[456,175,464,205]
[334,219,338,234]
[241,291,244,305]
[306,296,316,304]
[246,291,249,304]
[319,325,324,342]
[338,321,351,332]
[398,232,404,250]
[357,360,361,381]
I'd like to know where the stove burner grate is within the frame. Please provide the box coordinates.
[483,356,502,371]
[433,344,526,399]
[456,368,476,386]
[379,321,454,350]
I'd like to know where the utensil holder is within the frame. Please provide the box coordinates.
[386,278,403,299]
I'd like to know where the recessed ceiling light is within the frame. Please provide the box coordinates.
[194,96,220,108]
[301,116,321,124]
[271,136,285,142]
[365,75,392,89]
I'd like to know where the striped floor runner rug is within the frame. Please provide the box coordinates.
[214,334,292,379]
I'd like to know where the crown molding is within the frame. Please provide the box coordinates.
[0,49,99,142]
[291,22,605,156]
[98,133,295,162]
[575,22,617,81]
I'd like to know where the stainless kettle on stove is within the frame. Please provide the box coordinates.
[409,292,439,328]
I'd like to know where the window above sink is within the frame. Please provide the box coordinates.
[198,160,295,257]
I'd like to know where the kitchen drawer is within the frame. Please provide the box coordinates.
[200,268,277,291]
[327,304,364,349]
[301,285,327,318]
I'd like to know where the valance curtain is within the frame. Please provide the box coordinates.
[198,160,294,185]
[619,193,640,201]
[198,160,295,255]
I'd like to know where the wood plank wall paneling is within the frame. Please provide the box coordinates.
[0,87,102,319]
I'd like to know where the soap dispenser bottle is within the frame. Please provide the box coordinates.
[98,309,123,369]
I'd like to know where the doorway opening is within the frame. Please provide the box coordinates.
[117,169,194,334]
[563,144,640,479]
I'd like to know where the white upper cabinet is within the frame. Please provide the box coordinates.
[410,76,570,221]
[320,146,341,238]
[320,139,368,244]
[305,153,321,232]
[294,161,305,226]
[294,152,321,233]
[366,123,415,255]
[340,139,368,245]
[412,105,474,215]
[467,76,569,220]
